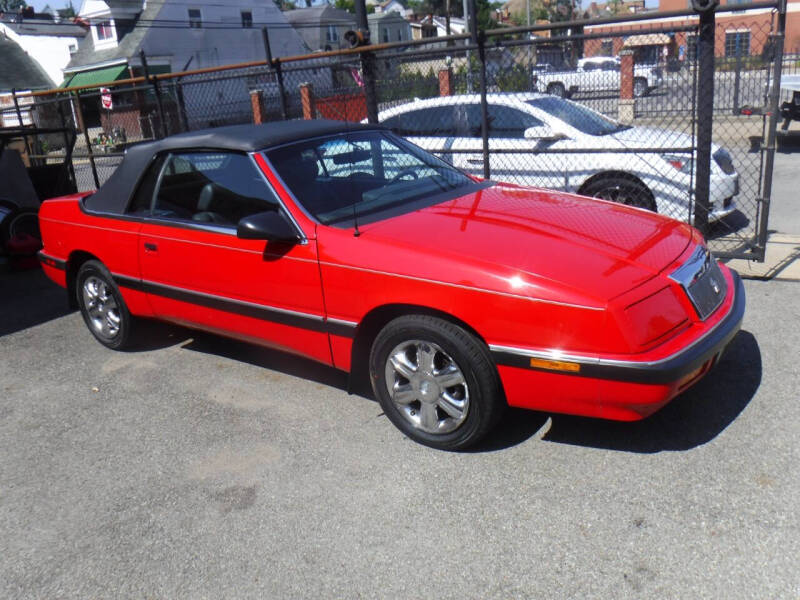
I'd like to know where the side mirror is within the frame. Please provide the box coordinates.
[523,125,567,141]
[237,210,300,243]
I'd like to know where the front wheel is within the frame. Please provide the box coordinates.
[76,260,135,350]
[581,175,656,212]
[369,315,504,450]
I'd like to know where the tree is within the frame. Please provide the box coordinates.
[0,0,27,12]
[58,1,76,18]
[333,0,375,14]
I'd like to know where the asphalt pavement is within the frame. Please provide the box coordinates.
[1,156,798,600]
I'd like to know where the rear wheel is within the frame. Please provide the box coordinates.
[76,260,135,350]
[546,82,566,98]
[369,315,504,450]
[633,77,648,98]
[581,174,656,212]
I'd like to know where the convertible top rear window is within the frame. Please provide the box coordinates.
[265,131,485,227]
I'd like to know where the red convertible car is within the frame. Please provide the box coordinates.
[38,120,744,449]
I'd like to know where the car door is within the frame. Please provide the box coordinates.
[452,103,567,191]
[134,151,331,365]
[381,105,459,163]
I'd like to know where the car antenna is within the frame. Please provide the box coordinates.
[352,200,361,237]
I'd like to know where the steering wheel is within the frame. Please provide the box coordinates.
[390,168,419,184]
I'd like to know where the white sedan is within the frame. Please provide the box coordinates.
[377,93,738,223]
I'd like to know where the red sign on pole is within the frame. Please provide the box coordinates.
[100,87,113,110]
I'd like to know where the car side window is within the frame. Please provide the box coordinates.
[127,155,166,215]
[466,104,545,139]
[150,152,279,227]
[382,106,458,136]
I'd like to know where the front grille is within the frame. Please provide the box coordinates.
[713,148,736,175]
[670,246,728,320]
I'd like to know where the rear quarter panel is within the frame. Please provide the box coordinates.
[39,194,151,315]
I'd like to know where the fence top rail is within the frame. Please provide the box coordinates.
[13,1,782,101]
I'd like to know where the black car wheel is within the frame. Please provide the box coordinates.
[547,82,566,98]
[369,315,504,450]
[581,175,656,212]
[76,260,135,350]
[633,77,648,98]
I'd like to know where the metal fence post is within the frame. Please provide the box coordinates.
[355,0,379,123]
[56,98,77,188]
[756,0,786,256]
[693,7,716,234]
[732,52,742,115]
[263,27,289,121]
[140,50,167,138]
[74,90,100,189]
[468,0,490,179]
[176,80,190,132]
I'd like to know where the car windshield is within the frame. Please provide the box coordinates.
[265,130,485,227]
[526,97,630,136]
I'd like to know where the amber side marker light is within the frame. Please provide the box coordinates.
[530,357,581,373]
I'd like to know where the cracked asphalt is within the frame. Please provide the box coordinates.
[1,156,798,599]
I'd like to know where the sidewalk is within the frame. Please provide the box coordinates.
[724,233,800,281]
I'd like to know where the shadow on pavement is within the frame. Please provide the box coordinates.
[541,330,760,453]
[0,267,75,337]
[179,331,356,397]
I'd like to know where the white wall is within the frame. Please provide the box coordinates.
[0,25,80,86]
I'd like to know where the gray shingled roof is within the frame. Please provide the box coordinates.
[0,18,88,38]
[284,5,356,25]
[0,35,54,92]
[64,2,161,70]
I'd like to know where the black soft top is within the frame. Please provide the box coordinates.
[84,120,383,214]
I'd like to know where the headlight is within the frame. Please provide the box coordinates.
[661,154,693,174]
[713,148,736,174]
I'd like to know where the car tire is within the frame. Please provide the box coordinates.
[369,315,505,450]
[546,82,566,98]
[633,77,648,98]
[581,174,656,212]
[0,206,39,247]
[75,260,135,350]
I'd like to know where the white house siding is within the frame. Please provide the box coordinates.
[0,25,81,87]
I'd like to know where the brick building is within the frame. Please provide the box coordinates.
[583,0,800,62]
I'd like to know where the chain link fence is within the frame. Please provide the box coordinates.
[1,1,786,260]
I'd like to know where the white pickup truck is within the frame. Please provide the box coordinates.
[532,56,663,98]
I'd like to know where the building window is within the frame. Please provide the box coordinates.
[326,25,339,42]
[96,20,113,40]
[725,31,750,58]
[382,27,389,43]
[600,40,613,56]
[397,29,403,41]
[188,9,202,29]
[241,11,252,28]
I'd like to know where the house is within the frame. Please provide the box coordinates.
[371,0,410,17]
[60,0,318,134]
[368,11,411,45]
[284,5,357,52]
[0,10,88,87]
[0,34,54,127]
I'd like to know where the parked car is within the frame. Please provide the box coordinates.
[533,56,663,98]
[38,121,744,450]
[378,93,739,223]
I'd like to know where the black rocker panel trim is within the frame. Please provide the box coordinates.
[113,274,356,338]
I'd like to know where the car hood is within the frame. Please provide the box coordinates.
[360,184,695,306]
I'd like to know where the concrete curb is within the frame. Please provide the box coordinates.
[723,233,800,281]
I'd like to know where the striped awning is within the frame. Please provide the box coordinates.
[623,33,671,47]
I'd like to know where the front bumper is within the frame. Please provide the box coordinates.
[492,269,745,420]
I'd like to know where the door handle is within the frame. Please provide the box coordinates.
[144,242,158,252]
[466,158,484,165]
